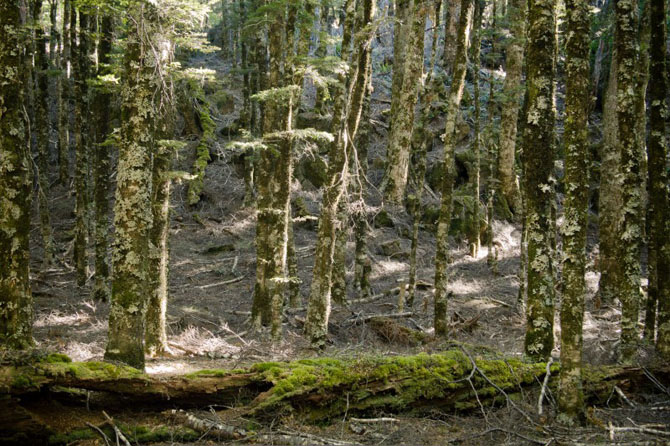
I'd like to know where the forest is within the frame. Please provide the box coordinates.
[1,0,670,443]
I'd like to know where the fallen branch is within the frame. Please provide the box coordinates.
[198,275,245,289]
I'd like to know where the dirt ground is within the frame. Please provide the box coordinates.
[24,49,669,445]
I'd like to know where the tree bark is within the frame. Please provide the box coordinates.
[647,0,670,358]
[521,0,557,361]
[559,0,591,422]
[0,0,33,349]
[384,0,426,204]
[615,0,642,362]
[58,0,71,186]
[105,1,158,370]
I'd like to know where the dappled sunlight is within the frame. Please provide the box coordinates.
[170,325,242,357]
[34,310,92,328]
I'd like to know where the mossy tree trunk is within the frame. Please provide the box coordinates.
[305,0,372,346]
[186,83,214,206]
[0,0,33,350]
[443,0,461,72]
[521,0,557,361]
[105,1,158,370]
[597,48,622,306]
[384,0,425,204]
[433,0,473,337]
[34,0,55,266]
[558,0,591,423]
[92,14,114,302]
[145,143,174,357]
[73,8,91,287]
[313,0,331,115]
[496,0,525,215]
[58,0,71,186]
[647,0,670,358]
[614,0,642,362]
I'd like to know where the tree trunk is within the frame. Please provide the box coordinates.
[559,0,591,422]
[34,0,55,266]
[497,0,525,214]
[443,0,461,72]
[92,14,114,302]
[598,48,622,305]
[105,1,158,370]
[615,0,642,362]
[468,0,482,259]
[0,0,33,349]
[305,0,373,346]
[384,0,425,204]
[2,351,668,433]
[521,0,557,361]
[73,8,91,287]
[58,0,71,186]
[433,0,473,337]
[647,0,670,358]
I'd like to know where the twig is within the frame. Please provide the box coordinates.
[198,275,245,289]
[102,411,131,446]
[359,312,413,322]
[85,422,111,446]
[349,417,399,424]
[608,424,670,437]
[538,357,554,415]
[614,386,636,407]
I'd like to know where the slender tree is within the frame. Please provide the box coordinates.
[468,0,482,258]
[615,0,642,361]
[433,0,473,336]
[558,0,591,422]
[443,0,461,72]
[0,0,33,349]
[58,0,71,186]
[522,0,557,361]
[105,1,158,370]
[497,0,526,214]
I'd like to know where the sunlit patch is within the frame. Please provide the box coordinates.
[62,341,105,362]
[371,260,407,280]
[146,362,192,375]
[170,325,242,357]
[34,311,91,328]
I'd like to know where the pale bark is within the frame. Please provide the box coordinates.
[58,0,71,186]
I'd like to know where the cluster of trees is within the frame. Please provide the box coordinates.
[1,0,669,424]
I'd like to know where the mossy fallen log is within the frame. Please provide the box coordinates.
[1,350,668,424]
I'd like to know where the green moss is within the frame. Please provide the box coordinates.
[12,374,32,389]
[44,353,72,364]
[48,428,96,445]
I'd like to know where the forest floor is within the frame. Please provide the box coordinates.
[23,48,670,445]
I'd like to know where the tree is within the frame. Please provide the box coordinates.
[383,0,425,203]
[615,0,642,361]
[305,0,374,346]
[105,1,159,370]
[433,0,473,337]
[521,0,557,361]
[58,0,71,186]
[0,0,33,349]
[647,0,670,358]
[558,0,591,423]
[92,13,114,302]
[497,0,526,214]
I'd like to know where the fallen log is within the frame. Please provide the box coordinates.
[1,350,668,443]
